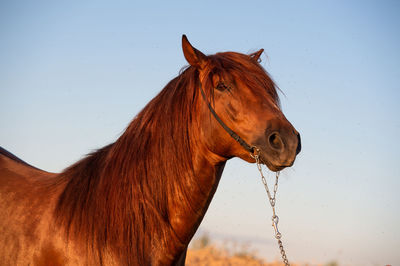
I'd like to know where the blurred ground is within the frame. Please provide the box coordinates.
[186,244,294,266]
[186,234,335,266]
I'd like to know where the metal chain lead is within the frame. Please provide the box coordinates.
[253,148,290,266]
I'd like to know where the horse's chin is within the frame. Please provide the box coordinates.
[266,164,285,172]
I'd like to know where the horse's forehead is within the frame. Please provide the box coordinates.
[208,64,255,81]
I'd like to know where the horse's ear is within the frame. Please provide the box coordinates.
[250,49,264,62]
[182,35,208,69]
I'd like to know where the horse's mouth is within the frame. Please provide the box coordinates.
[257,152,293,172]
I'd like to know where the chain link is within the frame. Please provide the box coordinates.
[252,148,290,266]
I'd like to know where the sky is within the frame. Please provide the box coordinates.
[1,1,399,265]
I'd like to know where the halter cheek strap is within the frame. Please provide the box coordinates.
[198,82,255,154]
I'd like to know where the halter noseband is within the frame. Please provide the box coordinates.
[198,81,255,154]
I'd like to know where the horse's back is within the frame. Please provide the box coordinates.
[0,147,57,206]
[0,148,64,265]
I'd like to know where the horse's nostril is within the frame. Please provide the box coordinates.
[296,133,301,155]
[268,132,283,151]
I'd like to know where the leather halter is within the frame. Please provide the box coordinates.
[199,81,255,154]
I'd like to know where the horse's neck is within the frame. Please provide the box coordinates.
[54,106,229,262]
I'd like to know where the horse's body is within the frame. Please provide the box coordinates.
[0,36,300,265]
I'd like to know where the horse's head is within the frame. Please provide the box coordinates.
[182,35,301,172]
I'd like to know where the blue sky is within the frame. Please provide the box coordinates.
[1,1,399,265]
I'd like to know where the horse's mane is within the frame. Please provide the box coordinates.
[53,51,279,264]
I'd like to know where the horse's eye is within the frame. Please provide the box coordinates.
[216,82,228,91]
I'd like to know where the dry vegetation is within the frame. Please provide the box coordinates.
[186,234,336,266]
[186,244,291,266]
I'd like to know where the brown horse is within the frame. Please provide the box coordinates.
[0,35,301,265]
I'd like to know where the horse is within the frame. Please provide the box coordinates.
[0,35,301,265]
